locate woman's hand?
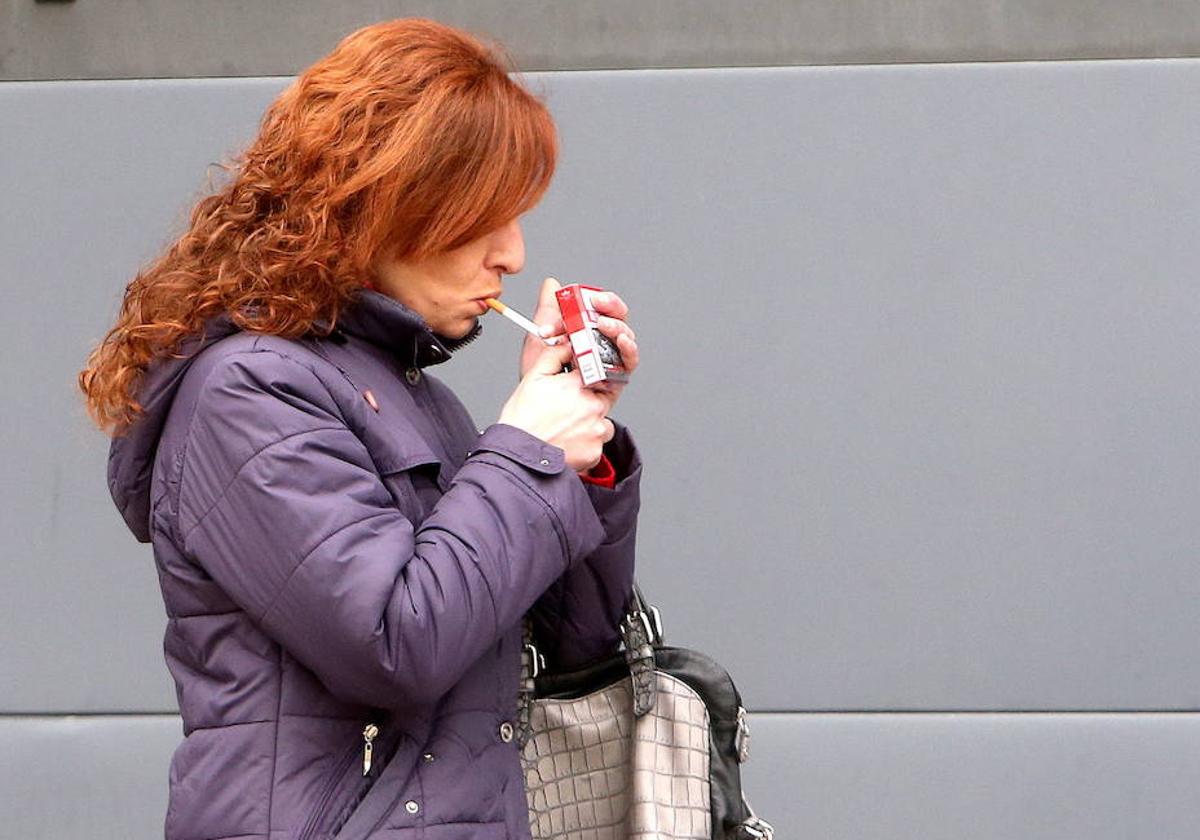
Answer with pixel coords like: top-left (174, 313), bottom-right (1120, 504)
top-left (500, 341), bottom-right (616, 472)
top-left (518, 278), bottom-right (640, 417)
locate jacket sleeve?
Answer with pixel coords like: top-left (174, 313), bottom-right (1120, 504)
top-left (528, 421), bottom-right (642, 672)
top-left (173, 347), bottom-right (607, 709)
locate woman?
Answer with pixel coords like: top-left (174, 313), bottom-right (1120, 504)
top-left (79, 18), bottom-right (641, 840)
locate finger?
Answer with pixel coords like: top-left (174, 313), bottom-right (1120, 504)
top-left (531, 277), bottom-right (563, 330)
top-left (589, 390), bottom-right (611, 415)
top-left (590, 291), bottom-right (630, 320)
top-left (596, 315), bottom-right (635, 344)
top-left (601, 417), bottom-right (616, 443)
top-left (615, 332), bottom-right (639, 373)
top-left (526, 340), bottom-right (575, 377)
top-left (524, 329), bottom-right (562, 348)
top-left (589, 387), bottom-right (620, 419)
top-left (537, 317), bottom-right (566, 339)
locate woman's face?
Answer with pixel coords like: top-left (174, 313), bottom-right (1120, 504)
top-left (370, 218), bottom-right (526, 339)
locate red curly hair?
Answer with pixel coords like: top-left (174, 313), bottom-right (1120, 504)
top-left (79, 17), bottom-right (557, 435)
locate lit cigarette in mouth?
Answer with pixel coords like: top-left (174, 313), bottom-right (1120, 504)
top-left (484, 298), bottom-right (559, 345)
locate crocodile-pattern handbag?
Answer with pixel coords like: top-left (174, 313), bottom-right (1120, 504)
top-left (517, 583), bottom-right (774, 840)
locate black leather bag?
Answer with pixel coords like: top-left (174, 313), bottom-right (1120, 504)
top-left (517, 583), bottom-right (774, 840)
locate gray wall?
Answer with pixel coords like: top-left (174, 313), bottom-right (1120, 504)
top-left (4, 25), bottom-right (1200, 840)
top-left (4, 0), bottom-right (1200, 79)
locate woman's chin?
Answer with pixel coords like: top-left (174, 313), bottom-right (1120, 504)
top-left (434, 316), bottom-right (478, 340)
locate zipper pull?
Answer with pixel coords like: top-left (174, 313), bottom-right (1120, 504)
top-left (362, 723), bottom-right (379, 776)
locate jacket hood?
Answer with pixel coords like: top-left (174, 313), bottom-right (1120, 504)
top-left (107, 290), bottom-right (481, 543)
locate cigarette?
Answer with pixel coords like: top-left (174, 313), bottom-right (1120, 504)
top-left (484, 298), bottom-right (559, 345)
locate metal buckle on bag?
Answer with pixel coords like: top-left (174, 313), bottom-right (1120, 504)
top-left (740, 793), bottom-right (773, 840)
top-left (741, 817), bottom-right (774, 840)
top-left (621, 606), bottom-right (664, 647)
top-left (647, 605), bottom-right (663, 643)
top-left (735, 705), bottom-right (751, 763)
top-left (619, 611), bottom-right (647, 647)
top-left (523, 642), bottom-right (545, 678)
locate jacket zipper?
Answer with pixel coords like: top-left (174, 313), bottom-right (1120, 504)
top-left (295, 720), bottom-right (383, 840)
top-left (361, 723), bottom-right (379, 775)
top-left (329, 721), bottom-right (394, 838)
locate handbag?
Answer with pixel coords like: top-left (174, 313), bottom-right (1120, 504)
top-left (517, 582), bottom-right (774, 840)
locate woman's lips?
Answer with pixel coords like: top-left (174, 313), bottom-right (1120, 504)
top-left (475, 292), bottom-right (502, 314)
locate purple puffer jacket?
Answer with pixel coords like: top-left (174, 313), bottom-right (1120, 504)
top-left (107, 289), bottom-right (641, 840)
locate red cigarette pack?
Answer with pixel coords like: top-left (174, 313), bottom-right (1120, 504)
top-left (555, 283), bottom-right (629, 387)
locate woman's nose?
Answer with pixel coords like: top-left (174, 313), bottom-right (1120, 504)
top-left (488, 218), bottom-right (525, 275)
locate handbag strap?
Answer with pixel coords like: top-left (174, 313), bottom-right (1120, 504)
top-left (516, 579), bottom-right (664, 748)
top-left (516, 616), bottom-right (540, 749)
top-left (618, 581), bottom-right (661, 718)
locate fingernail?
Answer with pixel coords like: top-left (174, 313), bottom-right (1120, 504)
top-left (538, 324), bottom-right (553, 337)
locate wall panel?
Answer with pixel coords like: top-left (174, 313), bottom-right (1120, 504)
top-left (4, 713), bottom-right (1199, 839)
top-left (3, 1), bottom-right (1200, 80)
top-left (3, 56), bottom-right (1198, 838)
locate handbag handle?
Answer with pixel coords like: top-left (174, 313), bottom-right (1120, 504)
top-left (618, 579), bottom-right (662, 717)
top-left (621, 580), bottom-right (664, 648)
top-left (516, 577), bottom-right (664, 751)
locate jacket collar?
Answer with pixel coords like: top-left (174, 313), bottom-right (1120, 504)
top-left (325, 289), bottom-right (482, 369)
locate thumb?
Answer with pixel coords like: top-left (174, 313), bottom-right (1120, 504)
top-left (531, 276), bottom-right (563, 330)
top-left (525, 339), bottom-right (575, 378)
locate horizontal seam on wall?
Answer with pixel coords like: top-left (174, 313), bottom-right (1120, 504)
top-left (747, 708), bottom-right (1200, 715)
top-left (6, 55), bottom-right (1200, 83)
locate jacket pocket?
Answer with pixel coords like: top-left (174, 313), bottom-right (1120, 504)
top-left (293, 718), bottom-right (392, 840)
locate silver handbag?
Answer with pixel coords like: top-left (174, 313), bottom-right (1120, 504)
top-left (517, 583), bottom-right (774, 840)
